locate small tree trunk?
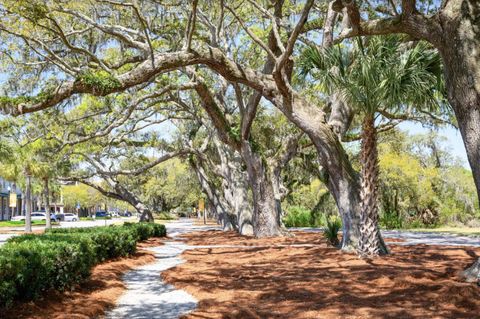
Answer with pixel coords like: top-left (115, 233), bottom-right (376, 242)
top-left (357, 115), bottom-right (388, 256)
top-left (241, 142), bottom-right (284, 238)
top-left (44, 178), bottom-right (51, 229)
top-left (137, 204), bottom-right (154, 222)
top-left (191, 158), bottom-right (232, 229)
top-left (461, 258), bottom-right (480, 283)
top-left (25, 173), bottom-right (32, 233)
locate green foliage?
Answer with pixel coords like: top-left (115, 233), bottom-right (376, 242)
top-left (154, 212), bottom-right (175, 220)
top-left (122, 222), bottom-right (167, 240)
top-left (378, 130), bottom-right (479, 228)
top-left (0, 223), bottom-right (166, 309)
top-left (300, 35), bottom-right (446, 117)
top-left (0, 237), bottom-right (95, 308)
top-left (139, 158), bottom-right (201, 213)
top-left (380, 211), bottom-right (404, 229)
top-left (282, 205), bottom-right (333, 228)
top-left (77, 70), bottom-right (122, 95)
top-left (283, 206), bottom-right (312, 227)
top-left (323, 216), bottom-right (342, 247)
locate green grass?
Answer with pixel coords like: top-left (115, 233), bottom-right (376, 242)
top-left (80, 216), bottom-right (112, 221)
top-left (405, 226), bottom-right (480, 236)
top-left (0, 220), bottom-right (58, 227)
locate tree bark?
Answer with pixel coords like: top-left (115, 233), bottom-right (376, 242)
top-left (357, 115), bottom-right (389, 256)
top-left (43, 178), bottom-right (51, 229)
top-left (213, 139), bottom-right (253, 235)
top-left (191, 158), bottom-right (237, 231)
top-left (278, 97), bottom-right (362, 250)
top-left (241, 142), bottom-right (284, 238)
top-left (461, 257), bottom-right (480, 283)
top-left (113, 184), bottom-right (153, 222)
top-left (136, 202), bottom-right (154, 222)
top-left (438, 7), bottom-right (480, 202)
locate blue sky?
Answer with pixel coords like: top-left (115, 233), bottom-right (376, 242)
top-left (398, 121), bottom-right (468, 167)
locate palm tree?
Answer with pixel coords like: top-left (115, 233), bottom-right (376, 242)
top-left (301, 36), bottom-right (445, 256)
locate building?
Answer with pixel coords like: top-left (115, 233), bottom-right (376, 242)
top-left (0, 178), bottom-right (23, 221)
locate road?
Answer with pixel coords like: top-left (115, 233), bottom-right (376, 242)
top-left (285, 227), bottom-right (480, 247)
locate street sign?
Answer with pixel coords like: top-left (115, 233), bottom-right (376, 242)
top-left (9, 193), bottom-right (16, 208)
top-left (198, 199), bottom-right (205, 212)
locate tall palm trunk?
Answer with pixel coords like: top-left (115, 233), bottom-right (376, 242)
top-left (25, 171), bottom-right (32, 233)
top-left (358, 115), bottom-right (388, 256)
top-left (43, 178), bottom-right (51, 229)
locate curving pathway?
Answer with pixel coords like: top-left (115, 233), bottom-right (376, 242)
top-left (105, 220), bottom-right (219, 319)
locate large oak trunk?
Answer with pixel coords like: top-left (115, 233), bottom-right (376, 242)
top-left (439, 8), bottom-right (480, 202)
top-left (280, 98), bottom-right (363, 251)
top-left (241, 142), bottom-right (284, 238)
top-left (357, 115), bottom-right (388, 256)
top-left (214, 140), bottom-right (253, 234)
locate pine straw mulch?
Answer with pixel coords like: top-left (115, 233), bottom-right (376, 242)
top-left (162, 230), bottom-right (480, 319)
top-left (1, 237), bottom-right (165, 319)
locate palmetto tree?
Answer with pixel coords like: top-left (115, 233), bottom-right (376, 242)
top-left (302, 36), bottom-right (445, 256)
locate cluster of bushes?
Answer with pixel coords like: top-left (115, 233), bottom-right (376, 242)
top-left (283, 206), bottom-right (316, 227)
top-left (154, 212), bottom-right (175, 220)
top-left (283, 206), bottom-right (334, 228)
top-left (0, 223), bottom-right (166, 309)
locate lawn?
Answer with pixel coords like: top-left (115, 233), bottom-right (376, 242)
top-left (0, 220), bottom-right (57, 227)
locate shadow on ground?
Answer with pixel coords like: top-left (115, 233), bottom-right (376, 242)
top-left (163, 230), bottom-right (480, 319)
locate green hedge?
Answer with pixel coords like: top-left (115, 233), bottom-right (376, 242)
top-left (0, 223), bottom-right (166, 308)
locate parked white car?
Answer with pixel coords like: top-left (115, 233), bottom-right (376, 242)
top-left (63, 213), bottom-right (79, 222)
top-left (109, 211), bottom-right (120, 218)
top-left (11, 212), bottom-right (51, 222)
top-left (10, 215), bottom-right (25, 221)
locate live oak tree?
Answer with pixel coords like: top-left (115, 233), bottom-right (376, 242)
top-left (0, 0), bottom-right (470, 249)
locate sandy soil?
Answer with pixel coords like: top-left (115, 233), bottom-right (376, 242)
top-left (1, 237), bottom-right (164, 319)
top-left (163, 230), bottom-right (480, 319)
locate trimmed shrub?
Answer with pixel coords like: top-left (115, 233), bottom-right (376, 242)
top-left (0, 223), bottom-right (166, 309)
top-left (0, 239), bottom-right (95, 307)
top-left (123, 222), bottom-right (167, 240)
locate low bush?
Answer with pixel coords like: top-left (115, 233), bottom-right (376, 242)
top-left (323, 216), bottom-right (342, 247)
top-left (380, 211), bottom-right (404, 229)
top-left (154, 212), bottom-right (175, 220)
top-left (0, 223), bottom-right (166, 309)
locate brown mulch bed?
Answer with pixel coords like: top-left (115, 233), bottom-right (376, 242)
top-left (163, 230), bottom-right (480, 319)
top-left (1, 237), bottom-right (165, 319)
